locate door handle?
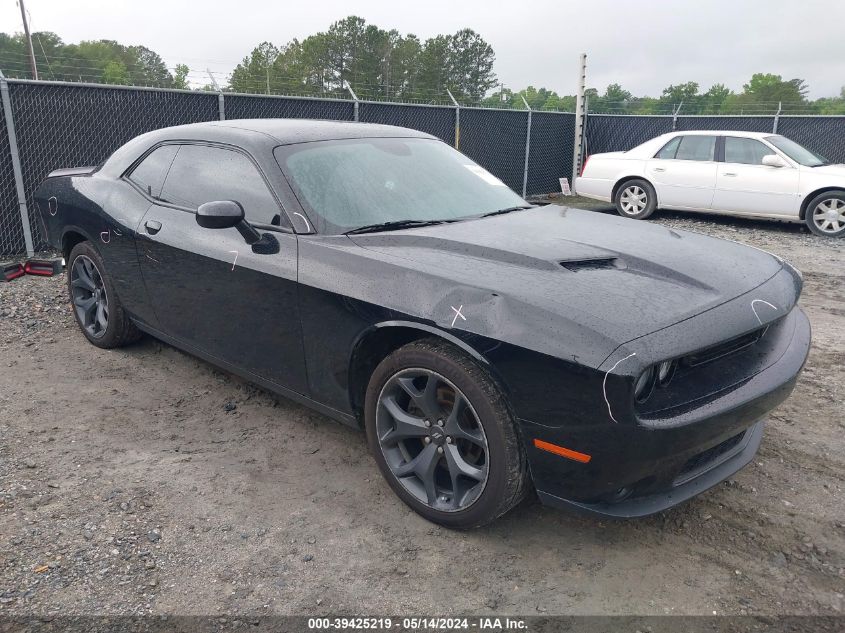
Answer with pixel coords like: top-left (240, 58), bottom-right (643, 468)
top-left (144, 220), bottom-right (162, 235)
top-left (652, 167), bottom-right (666, 172)
top-left (723, 172), bottom-right (738, 177)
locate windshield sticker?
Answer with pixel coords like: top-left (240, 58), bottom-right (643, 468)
top-left (463, 164), bottom-right (506, 187)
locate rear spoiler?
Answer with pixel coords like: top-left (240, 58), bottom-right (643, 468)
top-left (47, 166), bottom-right (98, 178)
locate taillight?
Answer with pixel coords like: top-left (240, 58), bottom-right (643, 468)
top-left (580, 156), bottom-right (590, 177)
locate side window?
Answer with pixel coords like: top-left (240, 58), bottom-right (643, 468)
top-left (675, 135), bottom-right (717, 162)
top-left (161, 144), bottom-right (283, 226)
top-left (724, 137), bottom-right (772, 165)
top-left (128, 145), bottom-right (178, 198)
top-left (655, 136), bottom-right (681, 159)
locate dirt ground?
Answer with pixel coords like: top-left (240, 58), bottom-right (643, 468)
top-left (0, 201), bottom-right (843, 618)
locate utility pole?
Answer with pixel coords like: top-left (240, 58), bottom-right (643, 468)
top-left (18, 0), bottom-right (39, 80)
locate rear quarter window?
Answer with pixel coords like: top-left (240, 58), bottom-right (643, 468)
top-left (127, 145), bottom-right (179, 198)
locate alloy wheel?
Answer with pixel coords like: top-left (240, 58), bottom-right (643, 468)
top-left (375, 368), bottom-right (489, 512)
top-left (620, 185), bottom-right (647, 215)
top-left (812, 198), bottom-right (845, 234)
top-left (71, 255), bottom-right (109, 338)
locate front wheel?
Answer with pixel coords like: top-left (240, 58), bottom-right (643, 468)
top-left (614, 179), bottom-right (657, 220)
top-left (805, 191), bottom-right (845, 238)
top-left (364, 338), bottom-right (528, 528)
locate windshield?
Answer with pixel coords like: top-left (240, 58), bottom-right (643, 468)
top-left (275, 137), bottom-right (527, 234)
top-left (765, 135), bottom-right (828, 167)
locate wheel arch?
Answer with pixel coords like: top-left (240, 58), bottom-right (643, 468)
top-left (612, 175), bottom-right (658, 206)
top-left (61, 226), bottom-right (96, 262)
top-left (347, 321), bottom-right (493, 426)
top-left (799, 186), bottom-right (845, 220)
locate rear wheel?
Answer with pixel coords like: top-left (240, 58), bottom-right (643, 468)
top-left (806, 191), bottom-right (845, 238)
top-left (614, 179), bottom-right (657, 220)
top-left (67, 241), bottom-right (141, 348)
top-left (364, 338), bottom-right (528, 528)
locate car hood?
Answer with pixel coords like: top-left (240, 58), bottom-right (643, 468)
top-left (805, 164), bottom-right (845, 177)
top-left (347, 206), bottom-right (783, 363)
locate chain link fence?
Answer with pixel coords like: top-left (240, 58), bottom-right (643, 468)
top-left (359, 102), bottom-right (456, 144)
top-left (1, 78), bottom-right (845, 259)
top-left (584, 112), bottom-right (845, 165)
top-left (0, 79), bottom-right (578, 258)
top-left (777, 116), bottom-right (845, 165)
top-left (224, 94), bottom-right (353, 121)
top-left (0, 101), bottom-right (24, 260)
top-left (583, 115), bottom-right (674, 154)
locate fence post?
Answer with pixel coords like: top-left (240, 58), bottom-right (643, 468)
top-left (521, 95), bottom-right (532, 199)
top-left (773, 101), bottom-right (781, 134)
top-left (672, 101), bottom-right (683, 131)
top-left (345, 82), bottom-right (359, 122)
top-left (0, 75), bottom-right (35, 257)
top-left (447, 89), bottom-right (460, 149)
top-left (571, 53), bottom-right (587, 187)
top-left (206, 69), bottom-right (225, 121)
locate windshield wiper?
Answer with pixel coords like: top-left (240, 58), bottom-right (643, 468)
top-left (344, 219), bottom-right (458, 235)
top-left (478, 205), bottom-right (535, 218)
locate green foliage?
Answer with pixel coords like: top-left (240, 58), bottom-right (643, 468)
top-left (2, 26), bottom-right (845, 115)
top-left (0, 31), bottom-right (180, 87)
top-left (172, 64), bottom-right (190, 90)
top-left (228, 16), bottom-right (497, 102)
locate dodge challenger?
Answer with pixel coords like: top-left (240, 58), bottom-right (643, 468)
top-left (36, 120), bottom-right (811, 528)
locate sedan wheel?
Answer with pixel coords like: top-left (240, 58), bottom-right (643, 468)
top-left (375, 368), bottom-right (489, 512)
top-left (620, 185), bottom-right (647, 215)
top-left (812, 198), bottom-right (845, 235)
top-left (71, 254), bottom-right (109, 338)
top-left (805, 192), bottom-right (845, 238)
top-left (613, 178), bottom-right (657, 220)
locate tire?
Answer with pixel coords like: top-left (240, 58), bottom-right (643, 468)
top-left (67, 241), bottom-right (142, 349)
top-left (364, 337), bottom-right (529, 529)
top-left (805, 191), bottom-right (845, 238)
top-left (614, 179), bottom-right (657, 220)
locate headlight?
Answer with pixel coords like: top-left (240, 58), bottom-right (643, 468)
top-left (657, 360), bottom-right (676, 385)
top-left (634, 366), bottom-right (656, 402)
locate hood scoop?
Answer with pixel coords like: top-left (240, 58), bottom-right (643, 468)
top-left (559, 257), bottom-right (623, 272)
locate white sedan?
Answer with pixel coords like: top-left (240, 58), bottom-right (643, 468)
top-left (575, 130), bottom-right (845, 238)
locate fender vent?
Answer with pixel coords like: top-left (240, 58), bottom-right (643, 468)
top-left (559, 257), bottom-right (620, 272)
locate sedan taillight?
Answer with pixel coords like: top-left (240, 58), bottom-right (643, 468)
top-left (580, 156), bottom-right (590, 177)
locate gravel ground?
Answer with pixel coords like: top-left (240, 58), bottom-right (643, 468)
top-left (0, 202), bottom-right (843, 618)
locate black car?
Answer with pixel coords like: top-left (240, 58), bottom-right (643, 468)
top-left (36, 120), bottom-right (811, 528)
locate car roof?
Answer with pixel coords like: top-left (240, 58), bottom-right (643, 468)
top-left (99, 119), bottom-right (438, 178)
top-left (161, 118), bottom-right (436, 145)
top-left (658, 130), bottom-right (775, 139)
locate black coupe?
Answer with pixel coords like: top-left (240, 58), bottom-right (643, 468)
top-left (36, 120), bottom-right (811, 528)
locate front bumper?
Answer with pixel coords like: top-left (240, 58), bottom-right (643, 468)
top-left (524, 306), bottom-right (810, 518)
top-left (537, 420), bottom-right (764, 518)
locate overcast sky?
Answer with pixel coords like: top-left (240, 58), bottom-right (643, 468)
top-left (2, 0), bottom-right (843, 99)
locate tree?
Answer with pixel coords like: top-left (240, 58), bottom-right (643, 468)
top-left (172, 64), bottom-right (189, 90)
top-left (101, 60), bottom-right (129, 84)
top-left (229, 41), bottom-right (279, 94)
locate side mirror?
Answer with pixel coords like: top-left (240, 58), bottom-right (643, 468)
top-left (196, 200), bottom-right (262, 245)
top-left (762, 154), bottom-right (786, 168)
top-left (196, 200), bottom-right (244, 229)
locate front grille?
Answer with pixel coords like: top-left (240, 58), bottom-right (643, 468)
top-left (684, 327), bottom-right (765, 367)
top-left (675, 430), bottom-right (746, 484)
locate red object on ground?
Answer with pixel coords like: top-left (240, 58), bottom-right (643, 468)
top-left (24, 258), bottom-right (64, 277)
top-left (1, 261), bottom-right (25, 282)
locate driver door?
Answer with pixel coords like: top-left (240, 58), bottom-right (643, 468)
top-left (136, 142), bottom-right (307, 394)
top-left (711, 136), bottom-right (799, 216)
